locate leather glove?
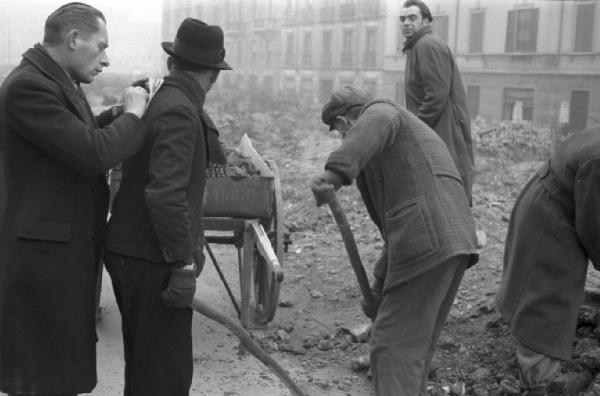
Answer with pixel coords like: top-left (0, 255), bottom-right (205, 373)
top-left (310, 170), bottom-right (343, 206)
top-left (361, 276), bottom-right (384, 320)
top-left (161, 262), bottom-right (197, 309)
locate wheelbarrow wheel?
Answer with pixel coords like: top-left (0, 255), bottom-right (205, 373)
top-left (251, 160), bottom-right (283, 324)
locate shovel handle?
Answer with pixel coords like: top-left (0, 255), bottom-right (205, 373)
top-left (321, 188), bottom-right (374, 303)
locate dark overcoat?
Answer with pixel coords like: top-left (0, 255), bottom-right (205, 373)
top-left (403, 26), bottom-right (474, 203)
top-left (325, 100), bottom-right (478, 292)
top-left (496, 126), bottom-right (600, 360)
top-left (104, 70), bottom-right (222, 265)
top-left (0, 45), bottom-right (148, 394)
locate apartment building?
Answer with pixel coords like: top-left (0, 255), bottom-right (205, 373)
top-left (163, 0), bottom-right (599, 129)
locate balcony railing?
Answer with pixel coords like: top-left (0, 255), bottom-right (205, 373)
top-left (459, 52), bottom-right (600, 72)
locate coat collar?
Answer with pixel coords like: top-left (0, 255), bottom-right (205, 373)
top-left (161, 70), bottom-right (207, 114)
top-left (402, 26), bottom-right (432, 53)
top-left (22, 44), bottom-right (96, 125)
top-left (23, 44), bottom-right (77, 92)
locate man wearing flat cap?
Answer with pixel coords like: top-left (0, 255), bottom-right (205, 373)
top-left (311, 86), bottom-right (478, 395)
top-left (103, 18), bottom-right (231, 395)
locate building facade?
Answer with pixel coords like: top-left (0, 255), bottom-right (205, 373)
top-left (163, 0), bottom-right (599, 129)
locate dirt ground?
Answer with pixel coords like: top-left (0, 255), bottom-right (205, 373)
top-left (20, 107), bottom-right (598, 396)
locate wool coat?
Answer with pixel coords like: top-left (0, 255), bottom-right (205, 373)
top-left (403, 26), bottom-right (474, 203)
top-left (496, 126), bottom-right (600, 360)
top-left (104, 70), bottom-right (223, 265)
top-left (0, 44), bottom-right (148, 394)
top-left (325, 100), bottom-right (478, 292)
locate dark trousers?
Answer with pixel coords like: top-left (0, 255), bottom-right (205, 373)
top-left (8, 394), bottom-right (75, 396)
top-left (104, 251), bottom-right (193, 396)
top-left (370, 255), bottom-right (469, 396)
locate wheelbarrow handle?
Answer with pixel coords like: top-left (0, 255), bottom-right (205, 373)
top-left (318, 188), bottom-right (374, 303)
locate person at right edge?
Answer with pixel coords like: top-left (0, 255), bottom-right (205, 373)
top-left (311, 85), bottom-right (478, 395)
top-left (496, 125), bottom-right (600, 395)
top-left (103, 18), bottom-right (231, 396)
top-left (400, 0), bottom-right (474, 205)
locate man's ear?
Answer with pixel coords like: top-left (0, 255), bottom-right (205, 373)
top-left (65, 29), bottom-right (79, 50)
top-left (335, 115), bottom-right (350, 129)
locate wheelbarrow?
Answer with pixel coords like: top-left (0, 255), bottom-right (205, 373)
top-left (202, 159), bottom-right (288, 328)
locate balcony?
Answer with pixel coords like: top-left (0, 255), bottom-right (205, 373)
top-left (340, 3), bottom-right (356, 21)
top-left (319, 5), bottom-right (335, 22)
top-left (459, 52), bottom-right (600, 74)
top-left (340, 52), bottom-right (353, 68)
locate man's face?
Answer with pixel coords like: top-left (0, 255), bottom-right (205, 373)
top-left (67, 18), bottom-right (110, 84)
top-left (399, 5), bottom-right (429, 39)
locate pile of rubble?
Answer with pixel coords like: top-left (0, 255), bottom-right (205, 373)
top-left (472, 117), bottom-right (556, 162)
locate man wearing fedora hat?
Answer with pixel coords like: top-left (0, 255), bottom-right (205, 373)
top-left (103, 18), bottom-right (231, 396)
top-left (311, 85), bottom-right (478, 395)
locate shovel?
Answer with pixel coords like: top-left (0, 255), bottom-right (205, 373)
top-left (313, 186), bottom-right (374, 304)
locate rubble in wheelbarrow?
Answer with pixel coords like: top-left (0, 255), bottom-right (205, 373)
top-left (206, 145), bottom-right (262, 178)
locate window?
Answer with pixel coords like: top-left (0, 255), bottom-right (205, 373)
top-left (503, 88), bottom-right (534, 121)
top-left (569, 90), bottom-right (589, 131)
top-left (469, 11), bottom-right (485, 53)
top-left (322, 30), bottom-right (333, 67)
top-left (432, 15), bottom-right (449, 43)
top-left (302, 32), bottom-right (312, 67)
top-left (265, 40), bottom-right (272, 67)
top-left (364, 27), bottom-right (377, 68)
top-left (575, 3), bottom-right (595, 52)
top-left (285, 33), bottom-right (295, 67)
top-left (467, 86), bottom-right (480, 119)
top-left (505, 8), bottom-right (539, 52)
top-left (341, 29), bottom-right (354, 67)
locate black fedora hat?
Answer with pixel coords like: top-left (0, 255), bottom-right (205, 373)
top-left (161, 18), bottom-right (232, 70)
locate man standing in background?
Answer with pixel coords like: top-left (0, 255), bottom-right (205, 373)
top-left (400, 0), bottom-right (474, 204)
top-left (0, 2), bottom-right (149, 395)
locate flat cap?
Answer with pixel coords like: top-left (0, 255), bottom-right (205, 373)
top-left (321, 85), bottom-right (373, 130)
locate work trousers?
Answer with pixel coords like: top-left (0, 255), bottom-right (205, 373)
top-left (370, 255), bottom-right (469, 396)
top-left (104, 251), bottom-right (193, 396)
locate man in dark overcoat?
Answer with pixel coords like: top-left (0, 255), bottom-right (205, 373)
top-left (103, 18), bottom-right (231, 396)
top-left (496, 125), bottom-right (600, 393)
top-left (400, 0), bottom-right (474, 204)
top-left (311, 85), bottom-right (478, 395)
top-left (0, 3), bottom-right (149, 395)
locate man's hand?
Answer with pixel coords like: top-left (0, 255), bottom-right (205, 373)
top-left (361, 291), bottom-right (383, 320)
top-left (122, 86), bottom-right (149, 119)
top-left (310, 170), bottom-right (343, 206)
top-left (161, 262), bottom-right (197, 309)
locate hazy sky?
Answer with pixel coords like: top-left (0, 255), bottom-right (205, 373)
top-left (1, 0), bottom-right (164, 74)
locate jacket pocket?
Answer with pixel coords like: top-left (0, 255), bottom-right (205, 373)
top-left (386, 200), bottom-right (437, 265)
top-left (13, 219), bottom-right (71, 242)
